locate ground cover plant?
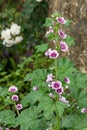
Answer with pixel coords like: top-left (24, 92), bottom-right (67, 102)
top-left (0, 1), bottom-right (87, 130)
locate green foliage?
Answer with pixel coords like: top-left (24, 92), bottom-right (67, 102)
top-left (61, 115), bottom-right (87, 130)
top-left (44, 18), bottom-right (53, 27)
top-left (35, 43), bottom-right (48, 53)
top-left (37, 96), bottom-right (67, 119)
top-left (65, 35), bottom-right (75, 46)
top-left (52, 57), bottom-right (77, 80)
top-left (0, 110), bottom-right (16, 127)
top-left (24, 69), bottom-right (47, 87)
top-left (16, 107), bottom-right (40, 130)
top-left (21, 91), bottom-right (44, 107)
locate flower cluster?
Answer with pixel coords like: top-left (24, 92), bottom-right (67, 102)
top-left (1, 23), bottom-right (23, 47)
top-left (46, 73), bottom-right (70, 106)
top-left (8, 86), bottom-right (23, 110)
top-left (45, 17), bottom-right (69, 60)
top-left (51, 81), bottom-right (64, 95)
top-left (45, 15), bottom-right (71, 107)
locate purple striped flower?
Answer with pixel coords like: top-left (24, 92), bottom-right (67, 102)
top-left (49, 50), bottom-right (59, 59)
top-left (16, 104), bottom-right (23, 110)
top-left (64, 77), bottom-right (70, 84)
top-left (46, 73), bottom-right (54, 82)
top-left (8, 86), bottom-right (18, 92)
top-left (59, 96), bottom-right (69, 106)
top-left (11, 95), bottom-right (19, 101)
top-left (58, 30), bottom-right (67, 39)
top-left (60, 41), bottom-right (68, 52)
top-left (45, 48), bottom-right (52, 56)
top-left (51, 81), bottom-right (62, 90)
top-left (81, 108), bottom-right (87, 113)
top-left (56, 87), bottom-right (64, 95)
top-left (56, 17), bottom-right (66, 24)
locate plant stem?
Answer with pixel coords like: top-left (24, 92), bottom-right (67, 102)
top-left (54, 58), bottom-right (60, 130)
top-left (54, 115), bottom-right (60, 130)
top-left (14, 102), bottom-right (19, 116)
top-left (55, 59), bottom-right (58, 81)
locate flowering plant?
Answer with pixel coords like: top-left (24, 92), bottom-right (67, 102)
top-left (0, 12), bottom-right (87, 130)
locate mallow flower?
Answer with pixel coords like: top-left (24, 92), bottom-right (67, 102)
top-left (81, 108), bottom-right (87, 113)
top-left (58, 30), bottom-right (67, 39)
top-left (8, 86), bottom-right (18, 92)
top-left (46, 73), bottom-right (54, 82)
top-left (49, 50), bottom-right (59, 59)
top-left (60, 41), bottom-right (68, 52)
top-left (51, 81), bottom-right (62, 90)
top-left (64, 77), bottom-right (70, 84)
top-left (16, 104), bottom-right (23, 110)
top-left (56, 17), bottom-right (66, 24)
top-left (11, 95), bottom-right (19, 101)
top-left (56, 87), bottom-right (64, 95)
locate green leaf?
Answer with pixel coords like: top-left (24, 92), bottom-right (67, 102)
top-left (37, 96), bottom-right (67, 119)
top-left (61, 115), bottom-right (74, 128)
top-left (0, 110), bottom-right (16, 127)
top-left (78, 90), bottom-right (87, 107)
top-left (0, 86), bottom-right (8, 97)
top-left (16, 107), bottom-right (40, 130)
top-left (55, 101), bottom-right (67, 117)
top-left (65, 19), bottom-right (73, 26)
top-left (21, 91), bottom-right (44, 107)
top-left (44, 18), bottom-right (53, 27)
top-left (61, 115), bottom-right (87, 130)
top-left (73, 115), bottom-right (87, 130)
top-left (35, 44), bottom-right (48, 53)
top-left (47, 33), bottom-right (55, 41)
top-left (64, 35), bottom-right (75, 46)
top-left (24, 69), bottom-right (47, 87)
top-left (55, 57), bottom-right (76, 80)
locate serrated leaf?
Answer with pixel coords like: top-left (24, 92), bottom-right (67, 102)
top-left (0, 86), bottom-right (8, 97)
top-left (62, 115), bottom-right (87, 130)
top-left (16, 107), bottom-right (40, 130)
top-left (35, 44), bottom-right (48, 53)
top-left (55, 57), bottom-right (76, 80)
top-left (73, 115), bottom-right (87, 130)
top-left (64, 35), bottom-right (75, 46)
top-left (0, 110), bottom-right (16, 127)
top-left (24, 69), bottom-right (47, 87)
top-left (21, 91), bottom-right (44, 107)
top-left (61, 115), bottom-right (74, 128)
top-left (44, 18), bottom-right (53, 27)
top-left (55, 101), bottom-right (67, 117)
top-left (37, 96), bottom-right (67, 119)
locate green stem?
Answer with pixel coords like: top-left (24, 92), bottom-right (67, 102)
top-left (54, 115), bottom-right (60, 130)
top-left (14, 102), bottom-right (19, 116)
top-left (55, 59), bottom-right (58, 80)
top-left (54, 59), bottom-right (60, 130)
